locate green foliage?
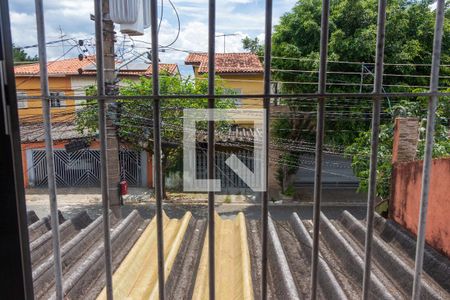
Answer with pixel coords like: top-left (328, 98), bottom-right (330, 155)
top-left (283, 185), bottom-right (295, 197)
top-left (76, 74), bottom-right (236, 173)
top-left (346, 97), bottom-right (450, 199)
top-left (272, 0), bottom-right (450, 94)
top-left (270, 0), bottom-right (450, 145)
top-left (13, 44), bottom-right (37, 62)
top-left (375, 200), bottom-right (389, 217)
top-left (224, 195), bottom-right (232, 203)
top-left (269, 0), bottom-right (450, 199)
top-left (345, 123), bottom-right (394, 198)
top-left (242, 37), bottom-right (264, 58)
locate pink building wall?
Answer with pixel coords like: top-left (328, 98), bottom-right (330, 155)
top-left (390, 158), bottom-right (450, 257)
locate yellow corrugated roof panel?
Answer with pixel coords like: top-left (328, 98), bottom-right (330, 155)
top-left (193, 212), bottom-right (253, 300)
top-left (97, 211), bottom-right (254, 300)
top-left (97, 212), bottom-right (192, 300)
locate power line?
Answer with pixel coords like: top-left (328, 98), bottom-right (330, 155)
top-left (15, 44), bottom-right (78, 89)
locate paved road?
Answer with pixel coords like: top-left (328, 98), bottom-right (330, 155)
top-left (27, 202), bottom-right (368, 221)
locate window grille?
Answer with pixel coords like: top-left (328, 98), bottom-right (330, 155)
top-left (13, 0), bottom-right (447, 299)
top-left (49, 92), bottom-right (65, 108)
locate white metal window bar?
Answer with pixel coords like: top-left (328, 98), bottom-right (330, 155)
top-left (29, 0), bottom-right (446, 299)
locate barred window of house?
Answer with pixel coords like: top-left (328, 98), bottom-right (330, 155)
top-left (16, 91), bottom-right (28, 108)
top-left (231, 88), bottom-right (242, 105)
top-left (49, 91), bottom-right (65, 108)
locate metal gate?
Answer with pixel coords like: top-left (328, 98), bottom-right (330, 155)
top-left (119, 150), bottom-right (144, 186)
top-left (196, 150), bottom-right (259, 194)
top-left (29, 149), bottom-right (144, 187)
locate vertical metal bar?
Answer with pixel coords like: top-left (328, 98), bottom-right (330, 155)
top-left (412, 1), bottom-right (445, 298)
top-left (361, 1), bottom-right (387, 299)
top-left (34, 1), bottom-right (63, 298)
top-left (94, 1), bottom-right (113, 299)
top-left (150, 0), bottom-right (165, 299)
top-left (310, 0), bottom-right (329, 298)
top-left (359, 63), bottom-right (365, 93)
top-left (208, 0), bottom-right (216, 298)
top-left (2, 0), bottom-right (36, 296)
top-left (261, 0), bottom-right (272, 298)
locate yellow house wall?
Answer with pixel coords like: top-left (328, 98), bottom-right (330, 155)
top-left (192, 66), bottom-right (263, 126)
top-left (15, 76), bottom-right (75, 123)
top-left (220, 74), bottom-right (263, 108)
top-left (192, 66), bottom-right (263, 108)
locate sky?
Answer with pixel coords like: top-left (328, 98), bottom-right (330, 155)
top-left (8, 0), bottom-right (297, 75)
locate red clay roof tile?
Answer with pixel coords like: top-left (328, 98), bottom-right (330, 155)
top-left (15, 56), bottom-right (178, 77)
top-left (185, 52), bottom-right (263, 74)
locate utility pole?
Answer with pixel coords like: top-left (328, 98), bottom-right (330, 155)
top-left (102, 0), bottom-right (121, 216)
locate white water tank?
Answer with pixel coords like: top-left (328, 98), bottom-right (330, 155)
top-left (120, 0), bottom-right (144, 36)
top-left (143, 0), bottom-right (151, 29)
top-left (109, 0), bottom-right (139, 24)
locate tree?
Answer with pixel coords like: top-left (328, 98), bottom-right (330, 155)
top-left (271, 0), bottom-right (450, 139)
top-left (345, 93), bottom-right (450, 200)
top-left (76, 74), bottom-right (236, 196)
top-left (13, 44), bottom-right (37, 62)
top-left (269, 0), bottom-right (450, 194)
top-left (272, 0), bottom-right (450, 94)
top-left (242, 37), bottom-right (264, 57)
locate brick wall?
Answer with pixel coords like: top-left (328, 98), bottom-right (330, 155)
top-left (392, 117), bottom-right (419, 164)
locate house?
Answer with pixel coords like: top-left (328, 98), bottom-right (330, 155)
top-left (20, 122), bottom-right (153, 189)
top-left (16, 56), bottom-right (178, 189)
top-left (185, 52), bottom-right (264, 109)
top-left (14, 56), bottom-right (179, 123)
top-left (185, 53), bottom-right (287, 195)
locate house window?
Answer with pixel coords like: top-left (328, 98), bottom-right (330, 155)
top-left (49, 92), bottom-right (65, 108)
top-left (231, 88), bottom-right (242, 105)
top-left (16, 91), bottom-right (28, 108)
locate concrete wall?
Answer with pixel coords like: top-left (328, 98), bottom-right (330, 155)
top-left (390, 158), bottom-right (450, 257)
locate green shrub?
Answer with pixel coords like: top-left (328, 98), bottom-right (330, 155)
top-left (224, 195), bottom-right (232, 204)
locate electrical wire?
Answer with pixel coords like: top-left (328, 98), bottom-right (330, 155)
top-left (15, 44), bottom-right (78, 89)
top-left (158, 0), bottom-right (164, 33)
top-left (161, 0), bottom-right (181, 48)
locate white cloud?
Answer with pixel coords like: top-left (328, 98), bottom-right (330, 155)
top-left (10, 11), bottom-right (37, 44)
top-left (9, 0), bottom-right (297, 64)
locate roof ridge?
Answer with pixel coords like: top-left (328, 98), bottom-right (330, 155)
top-left (185, 52), bottom-right (263, 74)
top-left (15, 56), bottom-right (178, 76)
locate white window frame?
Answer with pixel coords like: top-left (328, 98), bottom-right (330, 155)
top-left (16, 91), bottom-right (28, 109)
top-left (49, 91), bottom-right (65, 108)
top-left (231, 88), bottom-right (243, 106)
